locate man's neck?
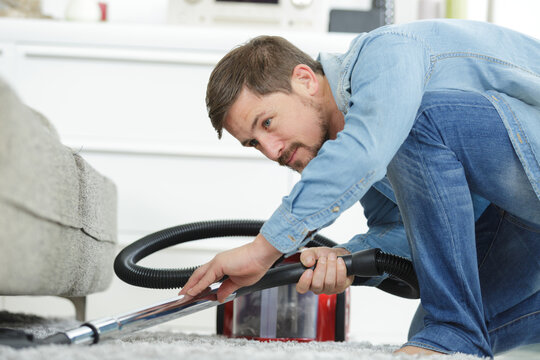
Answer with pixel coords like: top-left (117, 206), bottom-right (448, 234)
top-left (320, 75), bottom-right (345, 140)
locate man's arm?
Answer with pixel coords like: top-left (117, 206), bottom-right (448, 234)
top-left (260, 32), bottom-right (431, 255)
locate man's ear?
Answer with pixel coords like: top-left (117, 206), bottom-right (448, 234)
top-left (291, 64), bottom-right (319, 96)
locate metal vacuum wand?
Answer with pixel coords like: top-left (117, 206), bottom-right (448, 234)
top-left (56, 256), bottom-right (320, 345)
top-left (58, 283), bottom-right (234, 345)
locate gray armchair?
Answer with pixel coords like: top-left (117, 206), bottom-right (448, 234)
top-left (0, 77), bottom-right (117, 321)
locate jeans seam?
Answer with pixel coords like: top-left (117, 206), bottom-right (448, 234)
top-left (377, 222), bottom-right (400, 238)
top-left (411, 127), bottom-right (469, 304)
top-left (351, 232), bottom-right (371, 250)
top-left (416, 104), bottom-right (494, 124)
top-left (502, 212), bottom-right (540, 233)
top-left (419, 103), bottom-right (494, 114)
top-left (488, 309), bottom-right (540, 334)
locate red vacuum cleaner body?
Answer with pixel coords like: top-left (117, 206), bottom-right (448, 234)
top-left (217, 254), bottom-right (350, 342)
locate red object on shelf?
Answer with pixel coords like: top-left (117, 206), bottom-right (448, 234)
top-left (98, 2), bottom-right (107, 21)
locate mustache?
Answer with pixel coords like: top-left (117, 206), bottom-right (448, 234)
top-left (278, 143), bottom-right (301, 167)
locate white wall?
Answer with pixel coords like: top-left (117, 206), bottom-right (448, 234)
top-left (395, 0), bottom-right (540, 39)
top-left (491, 0), bottom-right (540, 39)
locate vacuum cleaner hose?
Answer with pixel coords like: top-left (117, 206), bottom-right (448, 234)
top-left (114, 220), bottom-right (419, 299)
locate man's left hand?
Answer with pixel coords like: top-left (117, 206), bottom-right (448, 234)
top-left (296, 247), bottom-right (354, 295)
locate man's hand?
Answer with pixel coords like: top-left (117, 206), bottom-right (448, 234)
top-left (296, 247), bottom-right (354, 295)
top-left (179, 233), bottom-right (282, 303)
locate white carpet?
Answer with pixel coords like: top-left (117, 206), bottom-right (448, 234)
top-left (0, 311), bottom-right (537, 360)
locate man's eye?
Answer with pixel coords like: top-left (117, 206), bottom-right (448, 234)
top-left (263, 118), bottom-right (272, 128)
top-left (248, 139), bottom-right (259, 147)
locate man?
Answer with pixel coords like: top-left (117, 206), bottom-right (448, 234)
top-left (180, 19), bottom-right (540, 357)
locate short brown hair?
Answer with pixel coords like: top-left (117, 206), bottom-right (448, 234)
top-left (206, 35), bottom-right (324, 138)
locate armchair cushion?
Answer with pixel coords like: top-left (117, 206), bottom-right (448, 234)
top-left (0, 77), bottom-right (117, 297)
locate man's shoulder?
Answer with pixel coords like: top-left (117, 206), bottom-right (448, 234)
top-left (318, 21), bottom-right (438, 77)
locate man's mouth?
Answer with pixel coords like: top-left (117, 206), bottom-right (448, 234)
top-left (286, 148), bottom-right (297, 165)
top-left (278, 145), bottom-right (298, 167)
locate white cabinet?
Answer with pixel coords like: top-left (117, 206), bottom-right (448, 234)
top-left (12, 44), bottom-right (226, 152)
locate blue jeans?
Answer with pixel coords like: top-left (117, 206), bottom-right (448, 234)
top-left (386, 90), bottom-right (540, 358)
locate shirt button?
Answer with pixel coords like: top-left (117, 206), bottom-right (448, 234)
top-left (332, 206), bottom-right (340, 213)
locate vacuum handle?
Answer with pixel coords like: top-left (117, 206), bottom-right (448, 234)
top-left (236, 248), bottom-right (382, 297)
top-left (236, 261), bottom-right (310, 297)
top-left (342, 248), bottom-right (382, 277)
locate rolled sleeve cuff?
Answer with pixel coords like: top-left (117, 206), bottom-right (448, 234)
top-left (260, 204), bottom-right (313, 255)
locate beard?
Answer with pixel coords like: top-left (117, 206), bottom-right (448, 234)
top-left (278, 102), bottom-right (330, 173)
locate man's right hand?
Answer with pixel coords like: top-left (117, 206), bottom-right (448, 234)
top-left (296, 247), bottom-right (353, 295)
top-left (179, 233), bottom-right (282, 303)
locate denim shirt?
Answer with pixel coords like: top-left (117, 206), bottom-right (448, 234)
top-left (260, 19), bottom-right (540, 254)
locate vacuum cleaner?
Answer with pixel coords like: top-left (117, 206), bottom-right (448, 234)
top-left (216, 252), bottom-right (351, 342)
top-left (0, 220), bottom-right (419, 348)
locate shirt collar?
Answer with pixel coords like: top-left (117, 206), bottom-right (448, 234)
top-left (318, 52), bottom-right (349, 114)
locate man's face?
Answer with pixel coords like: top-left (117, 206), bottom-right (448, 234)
top-left (224, 87), bottom-right (330, 173)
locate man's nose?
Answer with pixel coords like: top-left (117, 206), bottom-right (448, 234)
top-left (259, 135), bottom-right (283, 162)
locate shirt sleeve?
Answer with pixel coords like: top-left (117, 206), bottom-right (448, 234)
top-left (261, 32), bottom-right (432, 254)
